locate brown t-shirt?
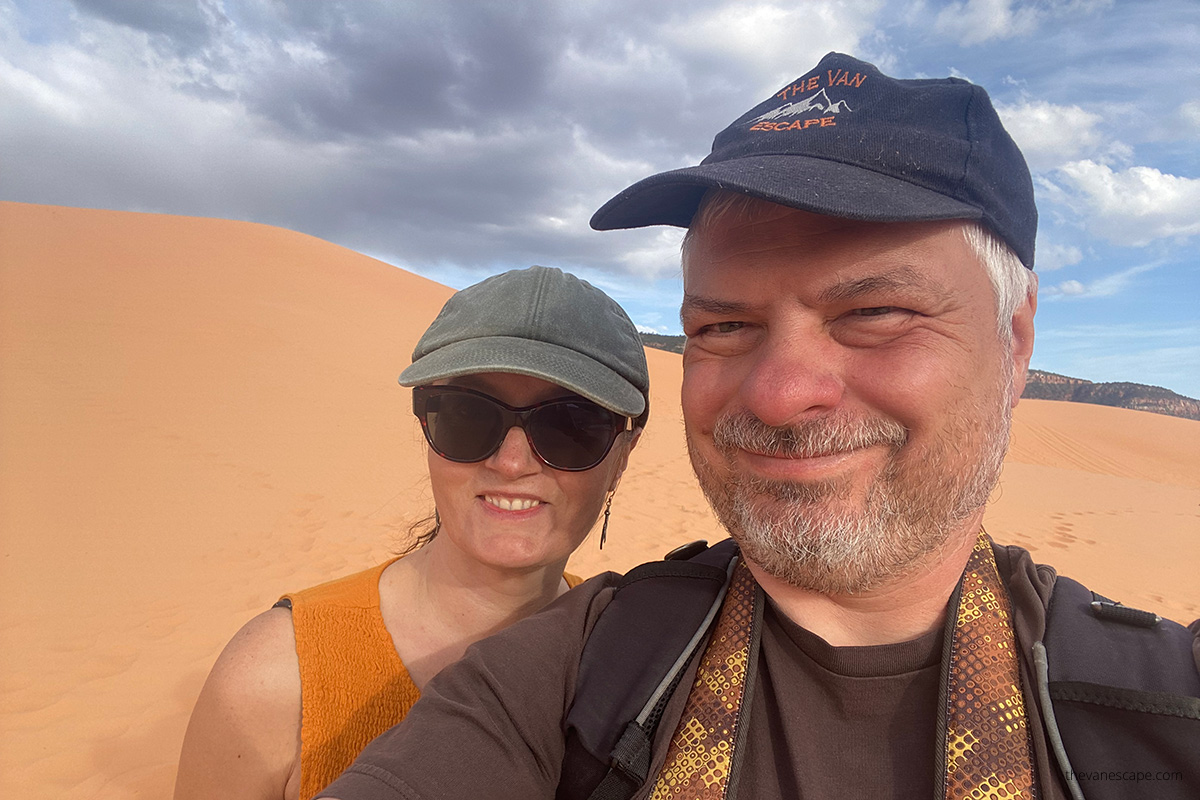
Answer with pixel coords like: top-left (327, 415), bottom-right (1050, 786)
top-left (739, 602), bottom-right (942, 798)
top-left (319, 543), bottom-right (1069, 800)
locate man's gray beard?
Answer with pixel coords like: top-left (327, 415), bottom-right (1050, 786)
top-left (689, 379), bottom-right (1013, 595)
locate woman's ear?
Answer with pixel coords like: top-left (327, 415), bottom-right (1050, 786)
top-left (606, 428), bottom-right (642, 492)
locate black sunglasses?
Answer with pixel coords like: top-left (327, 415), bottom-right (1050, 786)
top-left (412, 385), bottom-right (631, 472)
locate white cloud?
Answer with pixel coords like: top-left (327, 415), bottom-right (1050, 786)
top-left (1178, 100), bottom-right (1200, 135)
top-left (664, 1), bottom-right (882, 93)
top-left (995, 100), bottom-right (1108, 172)
top-left (1040, 261), bottom-right (1158, 299)
top-left (612, 228), bottom-right (686, 279)
top-left (1049, 161), bottom-right (1200, 245)
top-left (0, 58), bottom-right (85, 122)
top-left (934, 0), bottom-right (1113, 46)
top-left (1035, 242), bottom-right (1083, 272)
top-left (934, 0), bottom-right (1041, 45)
top-left (1048, 279), bottom-right (1086, 296)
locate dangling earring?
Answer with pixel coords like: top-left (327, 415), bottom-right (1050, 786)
top-left (433, 509), bottom-right (441, 535)
top-left (599, 493), bottom-right (612, 550)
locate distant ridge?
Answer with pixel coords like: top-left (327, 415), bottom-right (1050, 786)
top-left (1022, 369), bottom-right (1200, 421)
top-left (639, 334), bottom-right (1200, 422)
top-left (639, 333), bottom-right (687, 354)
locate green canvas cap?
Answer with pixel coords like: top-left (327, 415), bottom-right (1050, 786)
top-left (399, 266), bottom-right (650, 421)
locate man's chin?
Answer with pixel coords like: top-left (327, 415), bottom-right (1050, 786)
top-left (731, 526), bottom-right (947, 596)
top-left (717, 487), bottom-right (958, 595)
top-left (732, 534), bottom-right (889, 595)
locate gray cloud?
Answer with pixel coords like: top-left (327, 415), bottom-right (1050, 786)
top-left (3, 0), bottom-right (1196, 291)
top-left (71, 0), bottom-right (229, 56)
top-left (5, 0), bottom-right (1199, 399)
top-left (6, 0), bottom-right (868, 281)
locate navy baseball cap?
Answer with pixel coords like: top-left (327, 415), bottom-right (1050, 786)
top-left (591, 52), bottom-right (1037, 269)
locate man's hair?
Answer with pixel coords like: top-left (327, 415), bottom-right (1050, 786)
top-left (680, 191), bottom-right (1036, 343)
top-left (960, 221), bottom-right (1036, 345)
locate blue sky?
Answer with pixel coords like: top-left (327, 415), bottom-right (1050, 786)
top-left (3, 0), bottom-right (1198, 397)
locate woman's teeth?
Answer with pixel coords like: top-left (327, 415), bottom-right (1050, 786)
top-left (484, 495), bottom-right (542, 511)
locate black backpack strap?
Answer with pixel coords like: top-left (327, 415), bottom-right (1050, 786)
top-left (557, 540), bottom-right (740, 800)
top-left (1035, 576), bottom-right (1200, 800)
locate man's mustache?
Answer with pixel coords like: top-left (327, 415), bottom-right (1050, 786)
top-left (712, 410), bottom-right (908, 459)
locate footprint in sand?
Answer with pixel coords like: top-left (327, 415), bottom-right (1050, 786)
top-left (1051, 522), bottom-right (1076, 547)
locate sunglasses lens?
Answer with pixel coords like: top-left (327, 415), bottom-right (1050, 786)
top-left (417, 387), bottom-right (625, 470)
top-left (529, 402), bottom-right (620, 470)
top-left (423, 390), bottom-right (506, 462)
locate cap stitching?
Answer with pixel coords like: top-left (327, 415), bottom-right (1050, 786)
top-left (528, 265), bottom-right (549, 339)
top-left (956, 87), bottom-right (979, 204)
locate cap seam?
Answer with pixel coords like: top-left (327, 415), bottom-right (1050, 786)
top-left (956, 87), bottom-right (980, 204)
top-left (528, 266), bottom-right (549, 339)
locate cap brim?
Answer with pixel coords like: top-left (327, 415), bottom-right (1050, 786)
top-left (398, 336), bottom-right (646, 418)
top-left (590, 155), bottom-right (984, 230)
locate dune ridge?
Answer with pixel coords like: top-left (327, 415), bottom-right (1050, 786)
top-left (2, 202), bottom-right (1196, 799)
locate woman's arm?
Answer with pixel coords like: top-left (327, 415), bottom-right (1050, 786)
top-left (174, 607), bottom-right (303, 800)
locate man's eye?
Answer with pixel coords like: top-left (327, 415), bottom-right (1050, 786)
top-left (854, 306), bottom-right (899, 317)
top-left (709, 321), bottom-right (745, 334)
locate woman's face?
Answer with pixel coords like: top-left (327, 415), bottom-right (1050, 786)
top-left (426, 372), bottom-right (637, 573)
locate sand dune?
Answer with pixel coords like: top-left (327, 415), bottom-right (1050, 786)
top-left (2, 202), bottom-right (1196, 799)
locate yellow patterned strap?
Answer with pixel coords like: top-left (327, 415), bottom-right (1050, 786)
top-left (942, 530), bottom-right (1037, 800)
top-left (647, 532), bottom-right (1036, 800)
top-left (649, 558), bottom-right (758, 800)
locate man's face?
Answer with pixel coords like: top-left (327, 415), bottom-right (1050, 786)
top-left (680, 202), bottom-right (1034, 594)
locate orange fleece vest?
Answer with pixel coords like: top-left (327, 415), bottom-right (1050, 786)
top-left (285, 559), bottom-right (583, 799)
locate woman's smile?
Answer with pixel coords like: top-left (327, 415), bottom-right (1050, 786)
top-left (482, 494), bottom-right (545, 512)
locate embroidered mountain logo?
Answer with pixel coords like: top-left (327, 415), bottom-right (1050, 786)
top-left (748, 88), bottom-right (854, 132)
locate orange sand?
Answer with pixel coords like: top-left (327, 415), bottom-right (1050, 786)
top-left (2, 202), bottom-right (1196, 799)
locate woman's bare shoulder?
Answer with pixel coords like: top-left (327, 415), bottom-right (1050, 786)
top-left (174, 607), bottom-right (302, 800)
top-left (209, 606), bottom-right (302, 693)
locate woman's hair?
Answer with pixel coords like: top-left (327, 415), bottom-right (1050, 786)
top-left (397, 511), bottom-right (439, 556)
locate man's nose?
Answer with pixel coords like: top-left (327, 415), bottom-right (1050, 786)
top-left (738, 328), bottom-right (845, 427)
top-left (486, 426), bottom-right (543, 477)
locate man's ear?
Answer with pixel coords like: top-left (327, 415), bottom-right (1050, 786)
top-left (1008, 273), bottom-right (1038, 407)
